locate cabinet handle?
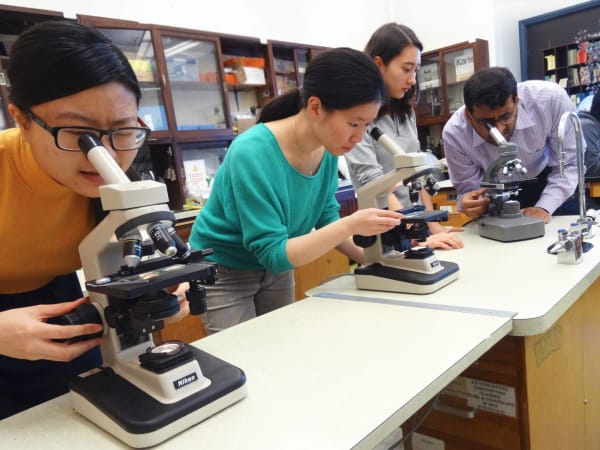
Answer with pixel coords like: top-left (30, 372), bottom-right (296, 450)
top-left (434, 400), bottom-right (476, 419)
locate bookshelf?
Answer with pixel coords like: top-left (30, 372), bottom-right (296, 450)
top-left (542, 34), bottom-right (600, 106)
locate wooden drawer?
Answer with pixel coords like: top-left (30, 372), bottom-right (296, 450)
top-left (403, 337), bottom-right (527, 450)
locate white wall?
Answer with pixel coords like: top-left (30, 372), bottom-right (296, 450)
top-left (3, 0), bottom-right (591, 79)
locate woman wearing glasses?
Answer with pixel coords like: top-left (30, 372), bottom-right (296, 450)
top-left (0, 20), bottom-right (148, 418)
top-left (442, 67), bottom-right (578, 223)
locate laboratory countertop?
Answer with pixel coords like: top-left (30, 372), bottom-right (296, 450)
top-left (308, 214), bottom-right (600, 336)
top-left (173, 208), bottom-right (200, 221)
top-left (0, 297), bottom-right (512, 450)
top-left (2, 216), bottom-right (598, 449)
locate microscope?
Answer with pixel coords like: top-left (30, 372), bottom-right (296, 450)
top-left (352, 127), bottom-right (459, 294)
top-left (62, 135), bottom-right (247, 448)
top-left (477, 122), bottom-right (545, 242)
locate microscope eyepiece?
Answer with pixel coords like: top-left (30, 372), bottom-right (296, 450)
top-left (485, 121), bottom-right (508, 146)
top-left (78, 133), bottom-right (103, 155)
top-left (369, 126), bottom-right (384, 141)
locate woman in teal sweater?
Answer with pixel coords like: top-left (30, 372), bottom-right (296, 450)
top-left (190, 48), bottom-right (403, 334)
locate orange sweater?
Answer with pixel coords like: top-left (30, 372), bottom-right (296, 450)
top-left (0, 128), bottom-right (95, 294)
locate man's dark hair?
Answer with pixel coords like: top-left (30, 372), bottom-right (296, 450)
top-left (463, 67), bottom-right (517, 113)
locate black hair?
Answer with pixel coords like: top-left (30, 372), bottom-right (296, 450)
top-left (463, 67), bottom-right (517, 113)
top-left (258, 47), bottom-right (385, 123)
top-left (590, 89), bottom-right (600, 122)
top-left (364, 23), bottom-right (422, 123)
top-left (7, 20), bottom-right (141, 110)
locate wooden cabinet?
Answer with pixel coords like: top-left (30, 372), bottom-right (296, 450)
top-left (403, 276), bottom-right (600, 450)
top-left (541, 35), bottom-right (599, 105)
top-left (75, 15), bottom-right (326, 211)
top-left (1, 7), bottom-right (329, 211)
top-left (416, 39), bottom-right (489, 158)
top-left (293, 249), bottom-right (349, 301)
top-left (266, 40), bottom-right (327, 96)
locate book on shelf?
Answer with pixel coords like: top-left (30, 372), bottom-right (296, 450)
top-left (580, 66), bottom-right (592, 86)
top-left (569, 67), bottom-right (580, 86)
top-left (568, 49), bottom-right (577, 66)
top-left (544, 54), bottom-right (556, 71)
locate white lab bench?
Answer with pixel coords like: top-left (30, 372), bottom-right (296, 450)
top-left (0, 297), bottom-right (511, 449)
top-left (309, 215), bottom-right (600, 337)
top-left (1, 216), bottom-right (599, 449)
top-left (309, 215), bottom-right (600, 449)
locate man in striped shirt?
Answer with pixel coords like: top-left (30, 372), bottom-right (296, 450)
top-left (442, 67), bottom-right (578, 224)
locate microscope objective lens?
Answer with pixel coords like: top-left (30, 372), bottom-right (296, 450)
top-left (148, 222), bottom-right (177, 257)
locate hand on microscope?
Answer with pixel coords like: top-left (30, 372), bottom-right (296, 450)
top-left (0, 298), bottom-right (103, 362)
top-left (345, 207), bottom-right (404, 236)
top-left (521, 206), bottom-right (550, 224)
top-left (165, 282), bottom-right (191, 324)
top-left (460, 188), bottom-right (490, 218)
top-left (425, 229), bottom-right (465, 250)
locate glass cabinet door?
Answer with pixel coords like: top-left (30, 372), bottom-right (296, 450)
top-left (161, 35), bottom-right (227, 131)
top-left (93, 28), bottom-right (168, 132)
top-left (444, 47), bottom-right (475, 114)
top-left (295, 48), bottom-right (309, 88)
top-left (272, 45), bottom-right (297, 96)
top-left (0, 57), bottom-right (11, 130)
top-left (417, 55), bottom-right (442, 118)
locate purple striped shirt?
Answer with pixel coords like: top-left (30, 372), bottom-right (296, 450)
top-left (442, 80), bottom-right (578, 215)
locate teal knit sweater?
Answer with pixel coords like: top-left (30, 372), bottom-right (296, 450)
top-left (189, 123), bottom-right (340, 274)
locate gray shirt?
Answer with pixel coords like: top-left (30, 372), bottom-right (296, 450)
top-left (344, 114), bottom-right (421, 209)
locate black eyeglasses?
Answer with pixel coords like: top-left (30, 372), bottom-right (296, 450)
top-left (473, 108), bottom-right (517, 128)
top-left (27, 109), bottom-right (150, 152)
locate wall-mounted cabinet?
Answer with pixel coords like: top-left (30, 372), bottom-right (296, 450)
top-left (416, 39), bottom-right (489, 158)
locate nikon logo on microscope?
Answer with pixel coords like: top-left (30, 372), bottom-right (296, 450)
top-left (173, 372), bottom-right (198, 389)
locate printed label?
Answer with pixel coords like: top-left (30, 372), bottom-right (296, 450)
top-left (173, 372), bottom-right (198, 390)
top-left (442, 376), bottom-right (517, 418)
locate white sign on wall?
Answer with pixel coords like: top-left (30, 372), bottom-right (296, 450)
top-left (455, 54), bottom-right (474, 82)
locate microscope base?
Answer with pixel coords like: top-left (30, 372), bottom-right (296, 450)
top-left (478, 215), bottom-right (545, 242)
top-left (354, 261), bottom-right (459, 294)
top-left (69, 346), bottom-right (247, 448)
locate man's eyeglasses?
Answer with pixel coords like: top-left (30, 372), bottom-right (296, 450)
top-left (27, 110), bottom-right (150, 152)
top-left (473, 109), bottom-right (517, 128)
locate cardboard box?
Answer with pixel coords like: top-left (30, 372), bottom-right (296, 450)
top-left (224, 57), bottom-right (266, 85)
